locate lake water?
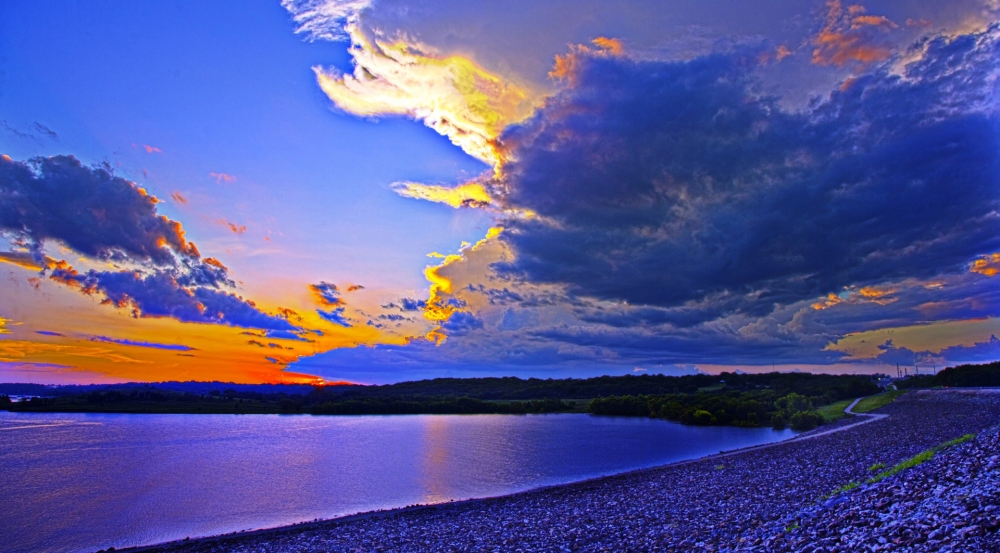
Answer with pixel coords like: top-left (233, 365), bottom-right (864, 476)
top-left (0, 412), bottom-right (797, 553)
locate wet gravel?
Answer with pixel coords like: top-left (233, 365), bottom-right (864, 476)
top-left (130, 390), bottom-right (1000, 553)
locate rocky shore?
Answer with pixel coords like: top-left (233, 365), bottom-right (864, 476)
top-left (129, 390), bottom-right (1000, 553)
top-left (729, 418), bottom-right (1000, 552)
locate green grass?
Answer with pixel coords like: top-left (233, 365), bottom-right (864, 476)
top-left (825, 481), bottom-right (861, 498)
top-left (853, 390), bottom-right (905, 413)
top-left (866, 434), bottom-right (975, 484)
top-left (824, 433), bottom-right (976, 499)
top-left (817, 399), bottom-right (856, 422)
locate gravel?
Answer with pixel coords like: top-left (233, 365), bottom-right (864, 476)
top-left (125, 390), bottom-right (1000, 553)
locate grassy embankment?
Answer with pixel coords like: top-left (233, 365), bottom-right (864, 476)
top-left (816, 399), bottom-right (856, 423)
top-left (852, 390), bottom-right (906, 413)
top-left (826, 433), bottom-right (976, 497)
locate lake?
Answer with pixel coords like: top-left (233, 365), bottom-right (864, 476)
top-left (0, 412), bottom-right (796, 553)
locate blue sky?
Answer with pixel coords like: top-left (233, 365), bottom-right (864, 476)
top-left (1, 0), bottom-right (998, 384)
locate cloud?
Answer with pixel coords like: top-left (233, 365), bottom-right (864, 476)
top-left (35, 330), bottom-right (65, 337)
top-left (439, 310), bottom-right (484, 336)
top-left (346, 284), bottom-right (365, 292)
top-left (209, 172), bottom-right (236, 183)
top-left (874, 339), bottom-right (941, 366)
top-left (491, 25), bottom-right (1000, 326)
top-left (2, 121), bottom-right (58, 142)
top-left (2, 121), bottom-right (31, 139)
top-left (318, 307), bottom-right (352, 327)
top-left (971, 253), bottom-right (1000, 277)
top-left (282, 0), bottom-right (373, 41)
top-left (171, 191), bottom-right (188, 204)
top-left (33, 123), bottom-right (58, 139)
top-left (143, 145), bottom-right (162, 153)
top-left (310, 281), bottom-right (344, 306)
top-left (310, 281), bottom-right (355, 327)
top-left (220, 220), bottom-right (247, 234)
top-left (88, 336), bottom-right (196, 351)
top-left (420, 227), bottom-right (503, 343)
top-left (940, 335), bottom-right (1000, 364)
top-left (399, 298), bottom-right (427, 311)
top-left (811, 0), bottom-right (898, 68)
top-left (317, 25), bottom-right (999, 373)
top-left (49, 267), bottom-right (297, 331)
top-left (1, 154), bottom-right (303, 332)
top-left (1, 155), bottom-right (199, 265)
top-left (263, 329), bottom-right (312, 341)
top-left (304, 21), bottom-right (536, 165)
top-left (0, 251), bottom-right (54, 271)
top-left (391, 181), bottom-right (492, 208)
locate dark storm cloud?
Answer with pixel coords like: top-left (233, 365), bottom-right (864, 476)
top-left (51, 267), bottom-right (297, 331)
top-left (494, 26), bottom-right (1000, 322)
top-left (318, 307), bottom-right (351, 327)
top-left (940, 335), bottom-right (1000, 364)
top-left (399, 298), bottom-right (427, 311)
top-left (538, 324), bottom-right (847, 366)
top-left (310, 281), bottom-right (344, 306)
top-left (439, 311), bottom-right (484, 336)
top-left (874, 340), bottom-right (934, 366)
top-left (0, 154), bottom-right (301, 331)
top-left (0, 155), bottom-right (199, 264)
top-left (88, 336), bottom-right (195, 351)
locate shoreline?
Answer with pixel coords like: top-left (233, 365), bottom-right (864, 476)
top-left (117, 390), bottom-right (1000, 552)
top-left (117, 401), bottom-right (882, 553)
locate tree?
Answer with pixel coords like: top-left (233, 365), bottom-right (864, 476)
top-left (771, 414), bottom-right (786, 429)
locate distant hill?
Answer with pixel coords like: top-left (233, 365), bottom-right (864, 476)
top-left (1, 371), bottom-right (882, 401)
top-left (0, 381), bottom-right (320, 397)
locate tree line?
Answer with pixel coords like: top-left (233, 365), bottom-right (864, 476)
top-left (895, 361), bottom-right (1000, 389)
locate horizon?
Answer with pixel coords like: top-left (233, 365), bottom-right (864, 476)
top-left (2, 0), bottom-right (999, 385)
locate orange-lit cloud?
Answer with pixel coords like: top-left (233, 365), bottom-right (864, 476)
top-left (811, 284), bottom-right (898, 310)
top-left (346, 284), bottom-right (364, 292)
top-left (210, 172), bottom-right (236, 183)
top-left (310, 281), bottom-right (345, 307)
top-left (274, 307), bottom-right (303, 322)
top-left (313, 24), bottom-right (536, 166)
top-left (423, 226), bottom-right (503, 344)
top-left (171, 191), bottom-right (188, 204)
top-left (143, 145), bottom-right (162, 153)
top-left (203, 257), bottom-right (229, 271)
top-left (0, 251), bottom-right (55, 271)
top-left (591, 37), bottom-right (625, 56)
top-left (971, 253), bottom-right (1000, 276)
top-left (812, 0), bottom-right (897, 67)
top-left (391, 180), bottom-right (492, 208)
top-left (220, 220), bottom-right (247, 234)
top-left (0, 340), bottom-right (147, 365)
top-left (551, 37), bottom-right (627, 84)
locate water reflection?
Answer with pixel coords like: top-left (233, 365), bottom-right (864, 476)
top-left (0, 412), bottom-right (796, 553)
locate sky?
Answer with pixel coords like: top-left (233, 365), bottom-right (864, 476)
top-left (1, 0), bottom-right (998, 385)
